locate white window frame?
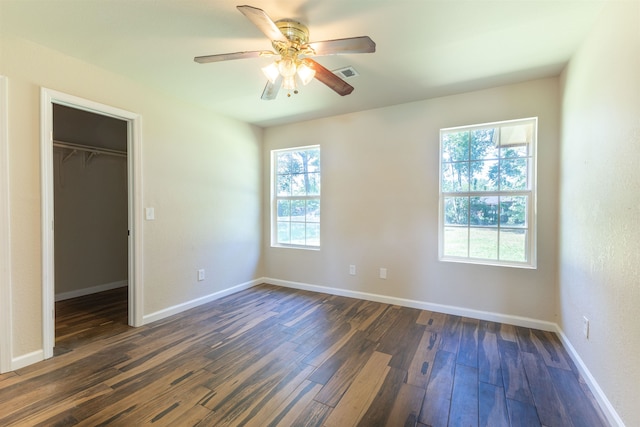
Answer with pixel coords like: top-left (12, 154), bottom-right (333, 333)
top-left (438, 117), bottom-right (537, 268)
top-left (271, 145), bottom-right (321, 249)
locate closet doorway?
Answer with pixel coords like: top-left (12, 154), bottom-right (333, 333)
top-left (53, 104), bottom-right (128, 352)
top-left (41, 88), bottom-right (142, 360)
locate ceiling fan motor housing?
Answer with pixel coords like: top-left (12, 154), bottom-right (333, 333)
top-left (275, 19), bottom-right (309, 50)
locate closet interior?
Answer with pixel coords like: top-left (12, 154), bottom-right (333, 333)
top-left (52, 104), bottom-right (129, 348)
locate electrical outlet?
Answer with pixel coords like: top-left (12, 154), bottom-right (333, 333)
top-left (349, 265), bottom-right (356, 276)
top-left (379, 268), bottom-right (387, 279)
top-left (582, 316), bottom-right (589, 339)
top-left (197, 269), bottom-right (205, 281)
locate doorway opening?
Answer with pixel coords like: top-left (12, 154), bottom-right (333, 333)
top-left (53, 104), bottom-right (128, 353)
top-left (41, 88), bottom-right (143, 359)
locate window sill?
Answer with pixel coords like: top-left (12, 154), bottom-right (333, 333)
top-left (439, 256), bottom-right (536, 269)
top-left (271, 244), bottom-right (320, 251)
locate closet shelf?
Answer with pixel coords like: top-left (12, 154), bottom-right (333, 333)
top-left (53, 140), bottom-right (127, 158)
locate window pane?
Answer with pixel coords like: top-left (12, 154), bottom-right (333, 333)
top-left (276, 152), bottom-right (292, 174)
top-left (290, 172), bottom-right (321, 196)
top-left (469, 227), bottom-right (498, 259)
top-left (277, 222), bottom-right (290, 244)
top-left (290, 222), bottom-right (306, 245)
top-left (306, 223), bottom-right (320, 246)
top-left (500, 158), bottom-right (528, 190)
top-left (470, 197), bottom-right (499, 226)
top-left (444, 227), bottom-right (468, 257)
top-left (501, 145), bottom-right (528, 158)
top-left (289, 151), bottom-right (304, 174)
top-left (306, 199), bottom-right (320, 222)
top-left (500, 123), bottom-right (533, 147)
top-left (442, 162), bottom-right (469, 192)
top-left (499, 229), bottom-right (527, 262)
top-left (304, 148), bottom-right (321, 172)
top-left (277, 200), bottom-right (290, 220)
top-left (470, 160), bottom-right (498, 191)
top-left (470, 128), bottom-right (498, 160)
top-left (442, 131), bottom-right (469, 162)
top-left (444, 197), bottom-right (469, 225)
top-left (306, 172), bottom-right (320, 195)
top-left (291, 199), bottom-right (305, 221)
top-left (291, 174), bottom-right (306, 196)
top-left (277, 174), bottom-right (291, 196)
top-left (500, 196), bottom-right (527, 227)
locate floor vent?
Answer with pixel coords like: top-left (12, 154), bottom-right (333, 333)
top-left (333, 66), bottom-right (359, 79)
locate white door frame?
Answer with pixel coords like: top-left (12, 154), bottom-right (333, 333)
top-left (40, 88), bottom-right (143, 359)
top-left (0, 76), bottom-right (12, 373)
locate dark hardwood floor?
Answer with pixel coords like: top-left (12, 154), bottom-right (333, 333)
top-left (0, 284), bottom-right (608, 426)
top-left (54, 286), bottom-right (131, 357)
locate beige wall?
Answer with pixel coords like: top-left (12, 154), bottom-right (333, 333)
top-left (559, 2), bottom-right (640, 425)
top-left (0, 36), bottom-right (263, 360)
top-left (263, 77), bottom-right (560, 322)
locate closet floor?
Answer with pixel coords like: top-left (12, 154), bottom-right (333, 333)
top-left (54, 286), bottom-right (130, 356)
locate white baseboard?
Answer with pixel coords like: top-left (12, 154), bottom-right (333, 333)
top-left (55, 280), bottom-right (128, 302)
top-left (263, 277), bottom-right (557, 331)
top-left (142, 278), bottom-right (262, 325)
top-left (11, 349), bottom-right (44, 371)
top-left (555, 327), bottom-right (624, 427)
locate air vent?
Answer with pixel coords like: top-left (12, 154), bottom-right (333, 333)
top-left (333, 66), bottom-right (359, 79)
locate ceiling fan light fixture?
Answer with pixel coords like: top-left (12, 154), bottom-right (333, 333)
top-left (297, 62), bottom-right (316, 86)
top-left (278, 58), bottom-right (297, 77)
top-left (261, 62), bottom-right (280, 83)
top-left (282, 75), bottom-right (297, 91)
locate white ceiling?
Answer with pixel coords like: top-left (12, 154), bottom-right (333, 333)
top-left (0, 0), bottom-right (607, 127)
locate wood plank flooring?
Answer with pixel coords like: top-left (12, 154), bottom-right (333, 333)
top-left (0, 284), bottom-right (609, 426)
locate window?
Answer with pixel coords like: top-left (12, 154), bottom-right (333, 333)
top-left (439, 118), bottom-right (537, 268)
top-left (272, 146), bottom-right (320, 248)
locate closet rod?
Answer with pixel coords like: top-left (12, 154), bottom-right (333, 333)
top-left (53, 140), bottom-right (127, 158)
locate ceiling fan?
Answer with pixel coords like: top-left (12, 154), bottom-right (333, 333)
top-left (194, 5), bottom-right (376, 100)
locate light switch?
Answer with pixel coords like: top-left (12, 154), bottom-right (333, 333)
top-left (145, 207), bottom-right (155, 220)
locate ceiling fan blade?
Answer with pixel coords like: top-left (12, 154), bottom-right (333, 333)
top-left (303, 59), bottom-right (354, 96)
top-left (194, 51), bottom-right (269, 64)
top-left (307, 36), bottom-right (376, 56)
top-left (237, 5), bottom-right (287, 42)
top-left (261, 76), bottom-right (283, 100)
